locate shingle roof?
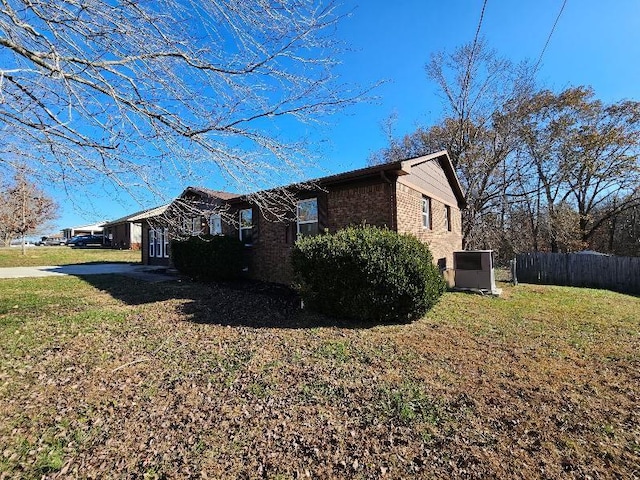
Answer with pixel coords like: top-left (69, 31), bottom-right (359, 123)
top-left (177, 150), bottom-right (466, 210)
top-left (222, 150), bottom-right (466, 208)
top-left (183, 187), bottom-right (240, 201)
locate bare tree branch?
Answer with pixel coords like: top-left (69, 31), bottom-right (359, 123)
top-left (0, 0), bottom-right (368, 207)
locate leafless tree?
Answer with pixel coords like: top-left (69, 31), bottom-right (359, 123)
top-left (0, 169), bottom-right (58, 252)
top-left (0, 0), bottom-right (367, 209)
top-left (517, 87), bottom-right (640, 251)
top-left (369, 40), bottom-right (535, 252)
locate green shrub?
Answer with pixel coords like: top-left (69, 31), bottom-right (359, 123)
top-left (171, 234), bottom-right (244, 281)
top-left (291, 226), bottom-right (446, 322)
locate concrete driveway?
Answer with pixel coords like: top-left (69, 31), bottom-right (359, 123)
top-left (0, 264), bottom-right (178, 283)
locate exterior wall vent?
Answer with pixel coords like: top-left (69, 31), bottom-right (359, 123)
top-left (453, 250), bottom-right (501, 295)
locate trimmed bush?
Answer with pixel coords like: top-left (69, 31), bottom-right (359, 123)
top-left (171, 234), bottom-right (244, 281)
top-left (291, 225), bottom-right (446, 323)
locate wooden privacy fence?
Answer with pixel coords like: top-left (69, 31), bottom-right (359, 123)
top-left (516, 252), bottom-right (640, 294)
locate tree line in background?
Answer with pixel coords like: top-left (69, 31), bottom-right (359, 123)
top-left (370, 41), bottom-right (640, 263)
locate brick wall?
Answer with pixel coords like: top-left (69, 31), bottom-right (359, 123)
top-left (108, 223), bottom-right (130, 249)
top-left (395, 183), bottom-right (462, 269)
top-left (249, 179), bottom-right (395, 285)
top-left (250, 212), bottom-right (294, 285)
top-left (141, 224), bottom-right (150, 265)
top-left (327, 181), bottom-right (394, 231)
top-left (148, 178), bottom-right (461, 283)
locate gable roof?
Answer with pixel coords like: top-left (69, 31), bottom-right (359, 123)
top-left (181, 187), bottom-right (240, 201)
top-left (103, 204), bottom-right (169, 227)
top-left (233, 150), bottom-right (466, 208)
top-left (168, 187), bottom-right (240, 216)
top-left (177, 150), bottom-right (466, 210)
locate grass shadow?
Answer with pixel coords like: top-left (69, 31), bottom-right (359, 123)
top-left (82, 274), bottom-right (405, 330)
top-left (57, 261), bottom-right (140, 266)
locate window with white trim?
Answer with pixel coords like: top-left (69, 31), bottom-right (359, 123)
top-left (209, 213), bottom-right (222, 235)
top-left (149, 228), bottom-right (156, 257)
top-left (239, 209), bottom-right (253, 244)
top-left (297, 198), bottom-right (318, 236)
top-left (445, 205), bottom-right (452, 232)
top-left (181, 217), bottom-right (191, 236)
top-left (155, 228), bottom-right (163, 258)
top-left (191, 216), bottom-right (202, 235)
top-left (163, 228), bottom-right (170, 257)
top-left (422, 196), bottom-right (431, 229)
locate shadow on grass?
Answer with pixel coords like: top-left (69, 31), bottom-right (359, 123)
top-left (82, 274), bottom-right (392, 330)
top-left (60, 261), bottom-right (140, 266)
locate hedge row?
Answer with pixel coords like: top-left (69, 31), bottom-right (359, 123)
top-left (171, 234), bottom-right (244, 281)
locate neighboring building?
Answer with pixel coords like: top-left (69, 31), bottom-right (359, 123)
top-left (103, 205), bottom-right (169, 250)
top-left (62, 223), bottom-right (104, 240)
top-left (142, 150), bottom-right (466, 284)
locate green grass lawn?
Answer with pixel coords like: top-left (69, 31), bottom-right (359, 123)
top-left (0, 276), bottom-right (638, 478)
top-left (0, 246), bottom-right (141, 267)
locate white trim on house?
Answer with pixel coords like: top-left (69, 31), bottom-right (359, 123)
top-left (422, 196), bottom-right (431, 229)
top-left (209, 213), bottom-right (222, 235)
top-left (155, 227), bottom-right (163, 258)
top-left (191, 217), bottom-right (202, 235)
top-left (149, 229), bottom-right (156, 257)
top-left (296, 198), bottom-right (319, 236)
top-left (239, 208), bottom-right (253, 244)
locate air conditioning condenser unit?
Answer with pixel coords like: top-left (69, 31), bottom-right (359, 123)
top-left (453, 250), bottom-right (501, 295)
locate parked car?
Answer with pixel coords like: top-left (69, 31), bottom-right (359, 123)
top-left (36, 236), bottom-right (66, 246)
top-left (9, 239), bottom-right (35, 247)
top-left (66, 235), bottom-right (105, 247)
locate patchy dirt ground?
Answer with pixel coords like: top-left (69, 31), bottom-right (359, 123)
top-left (0, 276), bottom-right (638, 479)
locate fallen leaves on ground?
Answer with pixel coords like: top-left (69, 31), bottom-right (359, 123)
top-left (0, 276), bottom-right (638, 479)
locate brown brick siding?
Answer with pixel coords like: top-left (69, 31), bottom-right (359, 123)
top-left (141, 224), bottom-right (149, 265)
top-left (395, 183), bottom-right (462, 269)
top-left (250, 213), bottom-right (294, 285)
top-left (143, 177), bottom-right (462, 282)
top-left (249, 180), bottom-right (395, 284)
top-left (327, 181), bottom-right (394, 231)
top-left (107, 223), bottom-right (130, 249)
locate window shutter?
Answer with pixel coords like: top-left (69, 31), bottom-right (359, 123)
top-left (317, 192), bottom-right (329, 232)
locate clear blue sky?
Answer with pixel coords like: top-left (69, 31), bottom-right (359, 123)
top-left (53, 0), bottom-right (640, 232)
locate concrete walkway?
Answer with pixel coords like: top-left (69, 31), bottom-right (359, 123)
top-left (0, 264), bottom-right (178, 283)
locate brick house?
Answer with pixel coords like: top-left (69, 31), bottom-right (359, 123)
top-left (103, 204), bottom-right (168, 250)
top-left (142, 150), bottom-right (466, 283)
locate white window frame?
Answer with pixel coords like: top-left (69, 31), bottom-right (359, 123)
top-left (163, 228), bottom-right (170, 258)
top-left (149, 228), bottom-right (156, 257)
top-left (181, 217), bottom-right (191, 235)
top-left (445, 205), bottom-right (452, 232)
top-left (154, 228), bottom-right (162, 258)
top-left (209, 213), bottom-right (222, 235)
top-left (239, 208), bottom-right (253, 244)
top-left (422, 197), bottom-right (431, 229)
top-left (191, 216), bottom-right (201, 235)
top-left (296, 198), bottom-right (319, 236)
